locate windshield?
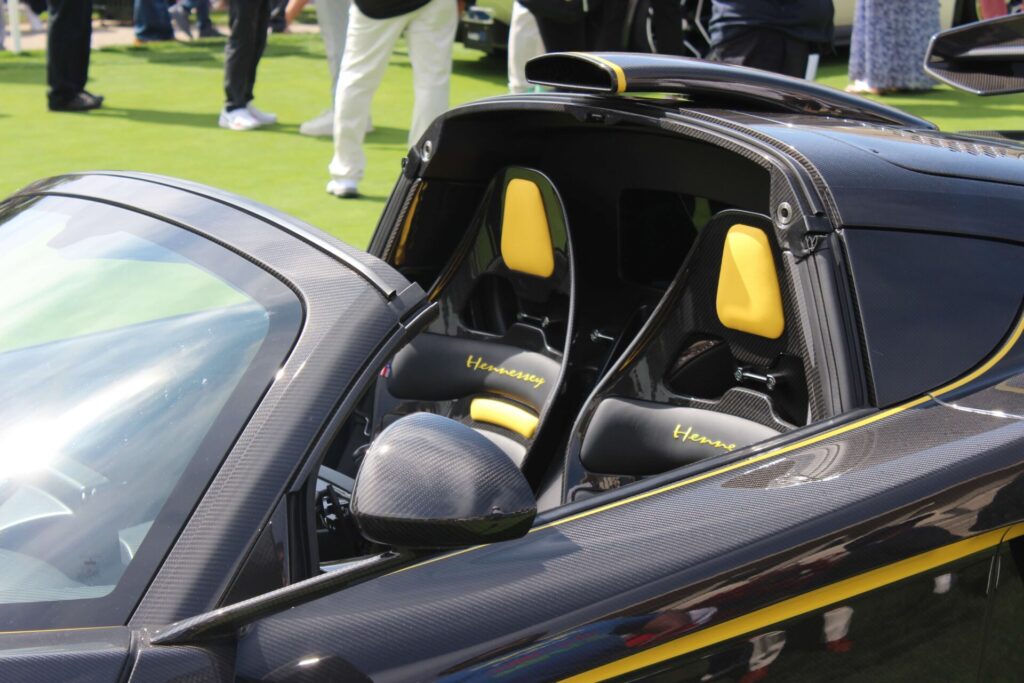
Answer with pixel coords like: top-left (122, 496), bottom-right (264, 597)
top-left (0, 196), bottom-right (301, 628)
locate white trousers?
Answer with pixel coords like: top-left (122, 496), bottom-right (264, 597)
top-left (508, 1), bottom-right (543, 94)
top-left (329, 0), bottom-right (457, 183)
top-left (316, 0), bottom-right (350, 105)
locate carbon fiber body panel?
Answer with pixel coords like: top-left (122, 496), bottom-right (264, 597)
top-left (5, 73), bottom-right (1024, 682)
top-left (0, 628), bottom-right (131, 682)
top-left (234, 357), bottom-right (1024, 681)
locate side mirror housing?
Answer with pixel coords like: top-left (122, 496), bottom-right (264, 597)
top-left (350, 413), bottom-right (536, 549)
top-left (926, 14), bottom-right (1024, 95)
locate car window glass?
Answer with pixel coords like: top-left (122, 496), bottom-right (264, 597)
top-left (0, 197), bottom-right (300, 622)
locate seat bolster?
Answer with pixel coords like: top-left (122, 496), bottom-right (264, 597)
top-left (581, 397), bottom-right (781, 476)
top-left (388, 333), bottom-right (560, 411)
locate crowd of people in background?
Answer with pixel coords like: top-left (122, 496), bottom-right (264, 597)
top-left (3, 1), bottom-right (999, 193)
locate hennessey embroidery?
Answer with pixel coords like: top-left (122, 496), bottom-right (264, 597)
top-left (466, 354), bottom-right (546, 389)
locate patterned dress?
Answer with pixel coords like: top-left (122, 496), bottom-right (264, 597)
top-left (849, 0), bottom-right (941, 91)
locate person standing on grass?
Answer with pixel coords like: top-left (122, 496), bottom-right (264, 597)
top-left (169, 0), bottom-right (224, 39)
top-left (846, 0), bottom-right (940, 95)
top-left (220, 0), bottom-right (278, 130)
top-left (46, 0), bottom-right (104, 111)
top-left (706, 0), bottom-right (834, 78)
top-left (284, 0), bottom-right (354, 137)
top-left (134, 0), bottom-right (176, 43)
top-left (326, 0), bottom-right (458, 198)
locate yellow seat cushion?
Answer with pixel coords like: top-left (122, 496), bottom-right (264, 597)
top-left (501, 178), bottom-right (555, 278)
top-left (716, 224), bottom-right (785, 339)
top-left (470, 397), bottom-right (540, 439)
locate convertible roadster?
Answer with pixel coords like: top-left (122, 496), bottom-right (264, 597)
top-left (1, 17), bottom-right (1023, 683)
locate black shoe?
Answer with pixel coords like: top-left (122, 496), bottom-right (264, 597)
top-left (198, 25), bottom-right (224, 38)
top-left (81, 91), bottom-right (105, 107)
top-left (49, 91), bottom-right (103, 112)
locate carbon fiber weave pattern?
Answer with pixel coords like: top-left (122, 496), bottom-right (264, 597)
top-left (352, 413), bottom-right (535, 547)
top-left (236, 379), bottom-right (1024, 681)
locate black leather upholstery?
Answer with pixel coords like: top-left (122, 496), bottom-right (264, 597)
top-left (380, 167), bottom-right (575, 469)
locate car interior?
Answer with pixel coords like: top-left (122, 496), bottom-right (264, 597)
top-left (312, 110), bottom-right (833, 566)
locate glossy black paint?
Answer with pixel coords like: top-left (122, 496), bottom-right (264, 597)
top-left (3, 61), bottom-right (1024, 682)
top-left (232, 358), bottom-right (1024, 681)
top-left (524, 52), bottom-right (933, 129)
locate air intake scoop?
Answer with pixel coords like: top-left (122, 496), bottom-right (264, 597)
top-left (525, 52), bottom-right (935, 130)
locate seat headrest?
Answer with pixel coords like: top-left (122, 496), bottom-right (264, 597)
top-left (716, 224), bottom-right (785, 339)
top-left (501, 178), bottom-right (555, 278)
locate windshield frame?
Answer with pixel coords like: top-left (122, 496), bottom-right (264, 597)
top-left (0, 195), bottom-right (304, 631)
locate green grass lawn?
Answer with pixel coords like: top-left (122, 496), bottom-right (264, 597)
top-left (0, 35), bottom-right (507, 247)
top-left (3, 37), bottom-right (1024, 248)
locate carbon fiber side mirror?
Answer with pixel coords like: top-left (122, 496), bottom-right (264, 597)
top-left (350, 413), bottom-right (536, 549)
top-left (926, 14), bottom-right (1024, 95)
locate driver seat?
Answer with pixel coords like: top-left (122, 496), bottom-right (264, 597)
top-left (380, 167), bottom-right (575, 469)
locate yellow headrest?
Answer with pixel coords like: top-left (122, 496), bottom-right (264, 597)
top-left (501, 178), bottom-right (555, 278)
top-left (716, 224), bottom-right (785, 339)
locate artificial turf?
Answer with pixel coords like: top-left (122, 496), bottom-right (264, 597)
top-left (3, 35), bottom-right (1024, 248)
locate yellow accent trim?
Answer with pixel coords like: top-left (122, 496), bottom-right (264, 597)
top-left (561, 525), bottom-right (1017, 683)
top-left (578, 54), bottom-right (627, 94)
top-left (501, 178), bottom-right (556, 278)
top-left (388, 310), bottom-right (1024, 611)
top-left (716, 224), bottom-right (785, 339)
top-left (466, 354), bottom-right (546, 389)
top-left (393, 183), bottom-right (424, 267)
top-left (471, 397), bottom-right (540, 438)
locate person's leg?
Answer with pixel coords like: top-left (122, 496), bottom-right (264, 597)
top-left (134, 0), bottom-right (174, 41)
top-left (243, 0), bottom-right (271, 104)
top-left (316, 0), bottom-right (350, 104)
top-left (707, 28), bottom-right (786, 74)
top-left (650, 0), bottom-right (686, 55)
top-left (405, 0), bottom-right (457, 147)
top-left (328, 6), bottom-right (406, 185)
top-left (195, 0), bottom-right (213, 32)
top-left (588, 0), bottom-right (629, 50)
top-left (224, 0), bottom-right (260, 110)
top-left (508, 1), bottom-right (543, 94)
top-left (47, 0), bottom-right (94, 105)
top-left (780, 35), bottom-right (810, 80)
top-left (533, 13), bottom-right (585, 51)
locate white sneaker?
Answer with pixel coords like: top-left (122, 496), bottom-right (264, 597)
top-left (299, 109), bottom-right (333, 137)
top-left (326, 179), bottom-right (359, 198)
top-left (219, 107), bottom-right (262, 131)
top-left (246, 103), bottom-right (277, 125)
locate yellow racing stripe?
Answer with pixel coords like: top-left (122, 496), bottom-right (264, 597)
top-left (562, 522), bottom-right (1024, 682)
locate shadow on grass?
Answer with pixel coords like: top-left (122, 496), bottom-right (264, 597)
top-left (389, 50), bottom-right (506, 88)
top-left (100, 36), bottom-right (324, 69)
top-left (93, 105), bottom-right (300, 133)
top-left (0, 60), bottom-right (45, 85)
top-left (363, 125), bottom-right (411, 145)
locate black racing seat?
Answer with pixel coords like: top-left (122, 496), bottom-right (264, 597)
top-left (551, 209), bottom-right (818, 505)
top-left (381, 167), bottom-right (575, 469)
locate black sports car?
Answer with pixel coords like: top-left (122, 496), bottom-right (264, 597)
top-left (1, 18), bottom-right (1023, 683)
